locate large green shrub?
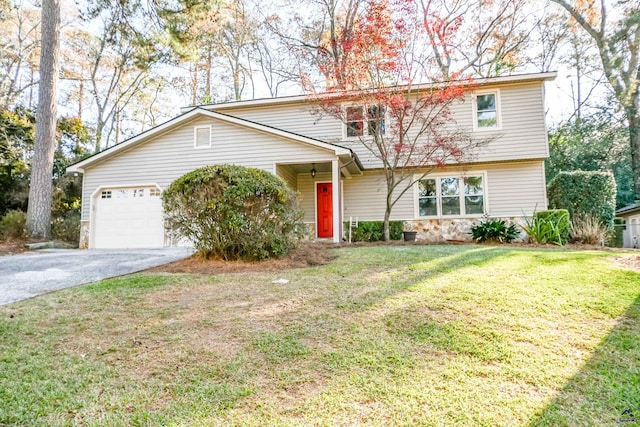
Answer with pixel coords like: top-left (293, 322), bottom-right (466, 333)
top-left (522, 209), bottom-right (570, 245)
top-left (162, 165), bottom-right (304, 261)
top-left (345, 221), bottom-right (403, 242)
top-left (0, 209), bottom-right (26, 240)
top-left (547, 171), bottom-right (616, 227)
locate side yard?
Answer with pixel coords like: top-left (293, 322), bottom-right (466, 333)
top-left (1, 245), bottom-right (639, 426)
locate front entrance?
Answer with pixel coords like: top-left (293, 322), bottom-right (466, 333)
top-left (316, 182), bottom-right (333, 238)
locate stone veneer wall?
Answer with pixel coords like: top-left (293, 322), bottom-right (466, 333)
top-left (79, 221), bottom-right (90, 249)
top-left (404, 217), bottom-right (526, 243)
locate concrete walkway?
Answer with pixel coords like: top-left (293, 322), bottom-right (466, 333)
top-left (0, 248), bottom-right (193, 306)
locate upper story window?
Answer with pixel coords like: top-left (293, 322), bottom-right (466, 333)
top-left (474, 90), bottom-right (500, 130)
top-left (345, 104), bottom-right (386, 138)
top-left (417, 174), bottom-right (486, 217)
top-left (194, 125), bottom-right (211, 148)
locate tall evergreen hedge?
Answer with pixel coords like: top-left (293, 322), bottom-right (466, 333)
top-left (547, 171), bottom-right (616, 227)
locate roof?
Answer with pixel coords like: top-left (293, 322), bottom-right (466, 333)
top-left (616, 203), bottom-right (640, 216)
top-left (67, 107), bottom-right (361, 173)
top-left (182, 71), bottom-right (558, 113)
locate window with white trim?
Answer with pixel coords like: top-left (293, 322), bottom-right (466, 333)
top-left (345, 104), bottom-right (386, 137)
top-left (133, 189), bottom-right (145, 198)
top-left (474, 91), bottom-right (500, 129)
top-left (417, 174), bottom-right (485, 217)
top-left (101, 190), bottom-right (112, 199)
top-left (194, 125), bottom-right (211, 148)
top-left (116, 189), bottom-right (129, 198)
top-left (149, 188), bottom-right (161, 197)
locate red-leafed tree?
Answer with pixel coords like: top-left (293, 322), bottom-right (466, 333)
top-left (305, 0), bottom-right (487, 241)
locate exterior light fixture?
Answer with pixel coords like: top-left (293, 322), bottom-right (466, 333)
top-left (310, 163), bottom-right (317, 178)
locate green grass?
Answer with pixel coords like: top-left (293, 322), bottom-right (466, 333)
top-left (1, 245), bottom-right (639, 426)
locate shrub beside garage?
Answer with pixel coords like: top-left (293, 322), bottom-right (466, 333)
top-left (162, 164), bottom-right (304, 261)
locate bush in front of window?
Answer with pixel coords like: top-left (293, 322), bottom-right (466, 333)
top-left (345, 221), bottom-right (403, 242)
top-left (547, 171), bottom-right (616, 228)
top-left (522, 209), bottom-right (570, 245)
top-left (470, 218), bottom-right (519, 243)
top-left (162, 164), bottom-right (304, 261)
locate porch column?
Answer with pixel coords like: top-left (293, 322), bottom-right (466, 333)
top-left (332, 159), bottom-right (341, 243)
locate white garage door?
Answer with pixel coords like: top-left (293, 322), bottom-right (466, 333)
top-left (93, 186), bottom-right (165, 248)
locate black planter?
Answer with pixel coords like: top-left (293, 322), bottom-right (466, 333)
top-left (403, 231), bottom-right (417, 242)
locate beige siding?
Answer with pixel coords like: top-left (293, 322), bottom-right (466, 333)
top-left (218, 81), bottom-right (549, 168)
top-left (485, 162), bottom-right (548, 216)
top-left (293, 161), bottom-right (546, 223)
top-left (276, 164), bottom-right (297, 189)
top-left (81, 116), bottom-right (337, 219)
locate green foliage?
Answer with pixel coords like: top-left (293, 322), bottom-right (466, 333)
top-left (522, 209), bottom-right (570, 245)
top-left (0, 209), bottom-right (26, 240)
top-left (547, 171), bottom-right (616, 228)
top-left (162, 164), bottom-right (304, 261)
top-left (345, 221), bottom-right (403, 242)
top-left (0, 107), bottom-right (35, 215)
top-left (546, 114), bottom-right (633, 209)
top-left (470, 218), bottom-right (519, 243)
top-left (611, 217), bottom-right (624, 248)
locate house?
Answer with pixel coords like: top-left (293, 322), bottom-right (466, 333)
top-left (67, 72), bottom-right (556, 249)
top-left (616, 203), bottom-right (640, 248)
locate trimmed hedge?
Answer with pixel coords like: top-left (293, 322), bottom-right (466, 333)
top-left (162, 164), bottom-right (304, 261)
top-left (345, 221), bottom-right (403, 242)
top-left (547, 171), bottom-right (616, 227)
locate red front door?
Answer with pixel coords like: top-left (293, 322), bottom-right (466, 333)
top-left (316, 183), bottom-right (333, 238)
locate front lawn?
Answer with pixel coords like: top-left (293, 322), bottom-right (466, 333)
top-left (1, 245), bottom-right (639, 426)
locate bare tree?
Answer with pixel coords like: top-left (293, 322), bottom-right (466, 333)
top-left (0, 1), bottom-right (40, 109)
top-left (26, 0), bottom-right (60, 239)
top-left (421, 0), bottom-right (531, 78)
top-left (550, 0), bottom-right (640, 198)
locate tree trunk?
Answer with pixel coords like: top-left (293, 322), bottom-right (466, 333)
top-left (26, 0), bottom-right (60, 241)
top-left (628, 109), bottom-right (640, 199)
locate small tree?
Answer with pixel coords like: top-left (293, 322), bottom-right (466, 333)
top-left (162, 164), bottom-right (304, 261)
top-left (306, 0), bottom-right (487, 240)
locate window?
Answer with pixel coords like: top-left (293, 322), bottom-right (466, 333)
top-left (345, 104), bottom-right (386, 137)
top-left (101, 191), bottom-right (112, 199)
top-left (133, 189), bottom-right (145, 198)
top-left (149, 188), bottom-right (161, 197)
top-left (194, 125), bottom-right (211, 148)
top-left (417, 174), bottom-right (485, 217)
top-left (116, 189), bottom-right (128, 198)
top-left (474, 91), bottom-right (499, 129)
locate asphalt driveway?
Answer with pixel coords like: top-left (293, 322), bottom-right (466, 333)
top-left (0, 248), bottom-right (193, 306)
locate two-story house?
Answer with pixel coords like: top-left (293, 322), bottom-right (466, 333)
top-left (67, 72), bottom-right (556, 248)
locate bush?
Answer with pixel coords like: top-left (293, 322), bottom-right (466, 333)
top-left (51, 210), bottom-right (81, 244)
top-left (547, 171), bottom-right (616, 227)
top-left (470, 218), bottom-right (519, 243)
top-left (162, 164), bottom-right (304, 261)
top-left (611, 217), bottom-right (625, 248)
top-left (345, 221), bottom-right (403, 241)
top-left (0, 209), bottom-right (26, 240)
top-left (569, 214), bottom-right (608, 245)
top-left (522, 209), bottom-right (570, 245)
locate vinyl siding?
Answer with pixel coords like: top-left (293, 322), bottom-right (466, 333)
top-left (217, 81), bottom-right (549, 168)
top-left (293, 161), bottom-right (547, 224)
top-left (81, 116), bottom-right (337, 219)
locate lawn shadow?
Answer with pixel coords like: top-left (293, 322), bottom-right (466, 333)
top-left (529, 292), bottom-right (640, 426)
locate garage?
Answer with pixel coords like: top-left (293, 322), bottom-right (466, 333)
top-left (92, 186), bottom-right (165, 248)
